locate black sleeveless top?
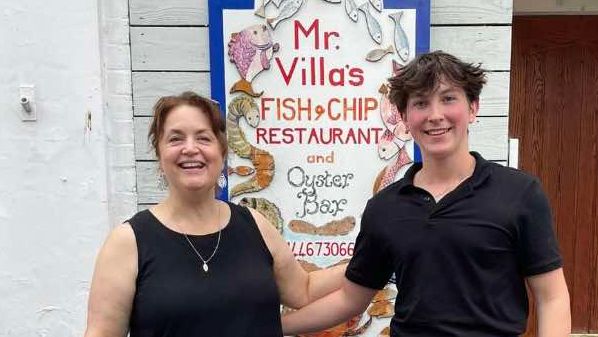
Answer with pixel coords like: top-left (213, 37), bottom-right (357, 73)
top-left (128, 202), bottom-right (283, 337)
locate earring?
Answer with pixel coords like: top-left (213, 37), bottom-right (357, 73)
top-left (217, 172), bottom-right (227, 189)
top-left (157, 170), bottom-right (169, 190)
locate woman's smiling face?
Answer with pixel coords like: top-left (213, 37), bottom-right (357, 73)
top-left (158, 104), bottom-right (224, 193)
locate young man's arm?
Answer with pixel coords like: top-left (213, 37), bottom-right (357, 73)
top-left (516, 179), bottom-right (569, 337)
top-left (527, 267), bottom-right (570, 337)
top-left (282, 277), bottom-right (377, 335)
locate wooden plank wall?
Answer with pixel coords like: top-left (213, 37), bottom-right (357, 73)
top-left (129, 0), bottom-right (513, 206)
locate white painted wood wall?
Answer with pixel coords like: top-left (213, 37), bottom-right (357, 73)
top-left (129, 0), bottom-right (513, 206)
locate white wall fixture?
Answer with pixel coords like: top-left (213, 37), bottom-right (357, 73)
top-left (19, 85), bottom-right (36, 121)
top-left (508, 137), bottom-right (519, 168)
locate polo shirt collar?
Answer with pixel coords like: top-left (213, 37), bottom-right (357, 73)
top-left (396, 151), bottom-right (492, 194)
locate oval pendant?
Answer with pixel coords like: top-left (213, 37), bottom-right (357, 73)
top-left (202, 262), bottom-right (209, 273)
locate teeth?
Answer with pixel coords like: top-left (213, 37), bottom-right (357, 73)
top-left (426, 128), bottom-right (449, 135)
top-left (180, 162), bottom-right (204, 168)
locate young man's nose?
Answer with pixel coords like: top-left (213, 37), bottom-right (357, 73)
top-left (427, 102), bottom-right (444, 121)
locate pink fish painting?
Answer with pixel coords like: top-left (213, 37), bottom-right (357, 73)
top-left (379, 90), bottom-right (411, 142)
top-left (373, 61), bottom-right (414, 193)
top-left (377, 145), bottom-right (412, 192)
top-left (379, 61), bottom-right (411, 142)
top-left (228, 24), bottom-right (280, 97)
top-left (378, 129), bottom-right (399, 160)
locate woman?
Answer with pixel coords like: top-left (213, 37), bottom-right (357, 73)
top-left (84, 92), bottom-right (345, 337)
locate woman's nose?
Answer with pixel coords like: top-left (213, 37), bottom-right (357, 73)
top-left (181, 139), bottom-right (199, 154)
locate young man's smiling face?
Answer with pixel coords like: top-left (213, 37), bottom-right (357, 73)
top-left (403, 79), bottom-right (478, 160)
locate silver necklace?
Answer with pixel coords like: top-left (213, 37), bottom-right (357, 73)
top-left (174, 204), bottom-right (222, 273)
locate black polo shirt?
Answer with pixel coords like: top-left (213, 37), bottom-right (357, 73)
top-left (346, 152), bottom-right (562, 337)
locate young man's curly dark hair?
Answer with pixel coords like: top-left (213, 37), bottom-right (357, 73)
top-left (388, 50), bottom-right (487, 114)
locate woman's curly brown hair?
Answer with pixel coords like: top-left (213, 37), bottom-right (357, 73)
top-left (148, 91), bottom-right (227, 158)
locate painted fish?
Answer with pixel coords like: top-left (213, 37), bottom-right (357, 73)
top-left (392, 59), bottom-right (402, 75)
top-left (254, 0), bottom-right (285, 17)
top-left (238, 197), bottom-right (283, 233)
top-left (379, 83), bottom-right (388, 95)
top-left (368, 299), bottom-right (394, 318)
top-left (299, 313), bottom-right (372, 337)
top-left (228, 25), bottom-right (280, 97)
top-left (393, 118), bottom-right (410, 141)
top-left (380, 95), bottom-right (411, 142)
top-left (378, 129), bottom-right (399, 160)
top-left (389, 11), bottom-right (410, 62)
top-left (344, 0), bottom-right (358, 22)
top-left (331, 258), bottom-right (350, 267)
top-left (227, 165), bottom-right (255, 176)
top-left (297, 258), bottom-right (348, 273)
top-left (379, 62), bottom-right (412, 143)
top-left (379, 91), bottom-right (395, 132)
top-left (374, 145), bottom-right (412, 193)
top-left (267, 0), bottom-right (303, 29)
top-left (366, 45), bottom-right (394, 62)
top-left (372, 287), bottom-right (397, 303)
top-left (297, 259), bottom-right (321, 272)
top-left (288, 220), bottom-right (316, 235)
top-left (358, 2), bottom-right (382, 44)
top-left (227, 95), bottom-right (275, 196)
top-left (288, 216), bottom-right (356, 236)
top-left (254, 0), bottom-right (269, 17)
top-left (368, 0), bottom-right (382, 12)
top-left (319, 216), bottom-right (356, 235)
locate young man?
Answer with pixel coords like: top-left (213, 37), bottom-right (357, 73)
top-left (282, 51), bottom-right (570, 337)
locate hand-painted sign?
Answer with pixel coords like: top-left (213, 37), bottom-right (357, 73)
top-left (210, 1), bottom-right (429, 335)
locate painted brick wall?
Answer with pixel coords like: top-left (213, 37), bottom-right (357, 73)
top-left (0, 0), bottom-right (136, 335)
top-left (99, 0), bottom-right (138, 225)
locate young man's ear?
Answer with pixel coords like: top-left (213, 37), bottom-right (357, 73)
top-left (400, 111), bottom-right (406, 121)
top-left (468, 100), bottom-right (479, 123)
top-left (399, 110), bottom-right (409, 132)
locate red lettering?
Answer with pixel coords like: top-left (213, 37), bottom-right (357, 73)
top-left (310, 57), bottom-right (316, 85)
top-left (268, 128), bottom-right (281, 144)
top-left (329, 68), bottom-right (345, 86)
top-left (364, 97), bottom-right (378, 120)
top-left (348, 68), bottom-right (364, 86)
top-left (282, 98), bottom-right (296, 120)
top-left (260, 97), bottom-right (274, 120)
top-left (327, 98), bottom-right (341, 120)
top-left (275, 57), bottom-right (298, 85)
top-left (319, 57), bottom-right (325, 85)
top-left (332, 128), bottom-right (343, 143)
top-left (294, 19), bottom-right (320, 49)
top-left (256, 128), bottom-right (267, 144)
top-left (324, 31), bottom-right (340, 49)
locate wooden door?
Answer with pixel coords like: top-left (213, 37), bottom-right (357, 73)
top-left (510, 16), bottom-right (598, 335)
